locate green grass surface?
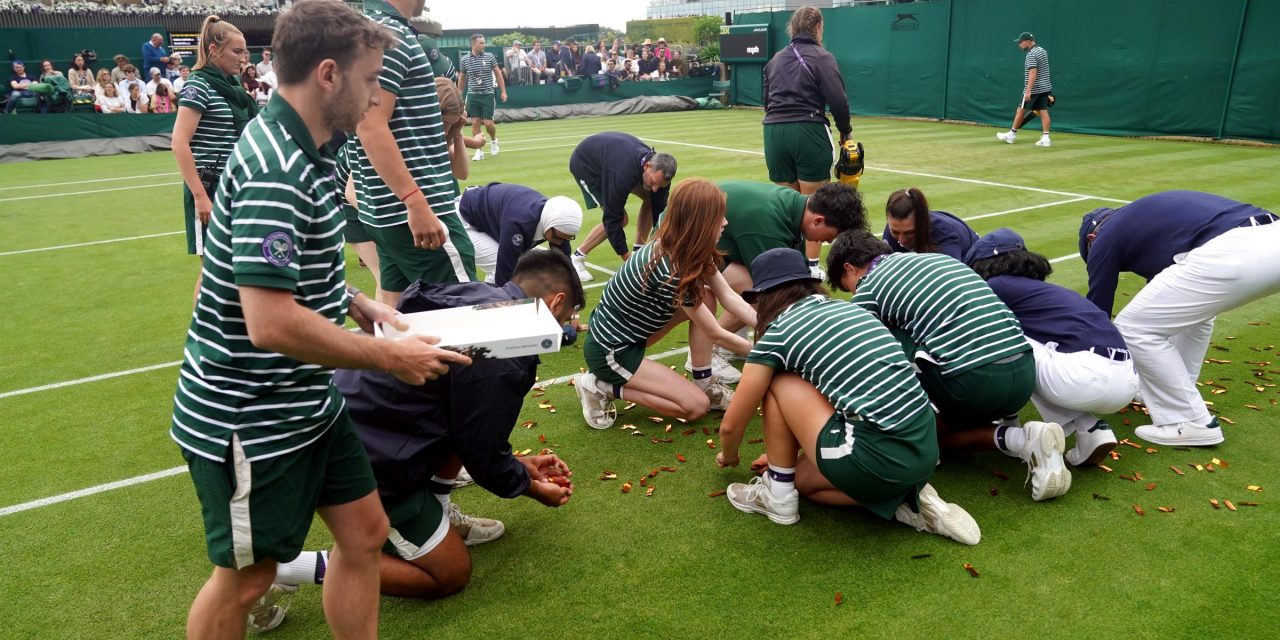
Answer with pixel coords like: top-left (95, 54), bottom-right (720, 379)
top-left (2, 110), bottom-right (1278, 638)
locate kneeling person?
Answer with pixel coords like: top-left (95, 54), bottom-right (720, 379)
top-left (458, 182), bottom-right (583, 286)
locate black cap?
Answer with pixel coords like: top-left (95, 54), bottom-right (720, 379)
top-left (741, 248), bottom-right (820, 303)
top-left (1078, 207), bottom-right (1115, 262)
top-left (1016, 32), bottom-right (1035, 43)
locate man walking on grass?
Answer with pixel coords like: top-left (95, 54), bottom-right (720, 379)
top-left (173, 1), bottom-right (471, 638)
top-left (997, 32), bottom-right (1052, 147)
top-left (458, 33), bottom-right (507, 161)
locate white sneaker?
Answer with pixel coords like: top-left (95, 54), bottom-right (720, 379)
top-left (448, 502), bottom-right (505, 546)
top-left (246, 583), bottom-right (298, 633)
top-left (472, 148), bottom-right (484, 161)
top-left (894, 484), bottom-right (981, 545)
top-left (453, 467), bottom-right (475, 488)
top-left (1018, 421), bottom-right (1071, 501)
top-left (726, 475), bottom-right (799, 525)
top-left (808, 263), bottom-right (826, 281)
top-left (996, 131), bottom-right (1016, 144)
top-left (685, 353), bottom-right (741, 384)
top-left (571, 252), bottom-right (594, 282)
top-left (1065, 420), bottom-right (1117, 467)
top-left (1036, 136), bottom-right (1051, 147)
top-left (703, 378), bottom-right (735, 411)
top-left (490, 140), bottom-right (500, 155)
top-left (1135, 417), bottom-right (1224, 447)
top-left (574, 372), bottom-right (616, 429)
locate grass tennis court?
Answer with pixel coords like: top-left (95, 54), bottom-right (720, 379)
top-left (1, 109), bottom-right (1278, 638)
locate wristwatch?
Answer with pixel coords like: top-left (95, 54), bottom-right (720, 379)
top-left (346, 285), bottom-right (363, 300)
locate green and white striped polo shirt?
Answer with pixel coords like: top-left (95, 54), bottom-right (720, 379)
top-left (851, 253), bottom-right (1028, 376)
top-left (171, 94), bottom-right (349, 463)
top-left (353, 0), bottom-right (456, 229)
top-left (589, 242), bottom-right (695, 348)
top-left (177, 73), bottom-right (238, 169)
top-left (748, 296), bottom-right (932, 429)
top-left (459, 51), bottom-right (498, 94)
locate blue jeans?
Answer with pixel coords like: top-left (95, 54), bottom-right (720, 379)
top-left (5, 90), bottom-right (34, 113)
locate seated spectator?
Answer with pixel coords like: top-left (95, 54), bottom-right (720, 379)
top-left (5, 60), bottom-right (37, 114)
top-left (655, 59), bottom-right (669, 81)
top-left (173, 65), bottom-right (191, 94)
top-left (638, 48), bottom-right (658, 77)
top-left (528, 41), bottom-right (555, 84)
top-left (548, 40), bottom-right (566, 75)
top-left (559, 39), bottom-right (581, 77)
top-left (258, 65), bottom-right (276, 102)
top-left (145, 67), bottom-right (173, 98)
top-left (670, 49), bottom-right (687, 78)
top-left (151, 83), bottom-right (175, 113)
top-left (255, 48), bottom-right (273, 79)
top-left (240, 65), bottom-right (268, 106)
top-left (124, 82), bottom-right (150, 113)
top-left (116, 65), bottom-right (147, 107)
top-left (96, 82), bottom-right (126, 113)
top-left (141, 33), bottom-right (170, 76)
top-left (579, 45), bottom-right (601, 77)
top-left (654, 37), bottom-right (672, 62)
top-left (165, 53), bottom-right (184, 83)
top-left (504, 41), bottom-right (531, 86)
top-left (94, 69), bottom-right (113, 101)
top-left (110, 54), bottom-right (130, 83)
top-left (68, 54), bottom-right (95, 98)
top-left (38, 60), bottom-right (63, 81)
top-left (622, 59), bottom-right (638, 81)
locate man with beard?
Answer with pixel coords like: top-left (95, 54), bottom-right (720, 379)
top-left (173, 1), bottom-right (472, 638)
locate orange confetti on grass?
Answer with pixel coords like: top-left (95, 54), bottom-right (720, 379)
top-left (1133, 504), bottom-right (1145, 516)
top-left (835, 592), bottom-right (843, 606)
top-left (1170, 466), bottom-right (1185, 476)
top-left (708, 489), bottom-right (727, 498)
top-left (963, 563), bottom-right (980, 578)
top-left (1225, 500), bottom-right (1238, 512)
top-left (1146, 483), bottom-right (1157, 491)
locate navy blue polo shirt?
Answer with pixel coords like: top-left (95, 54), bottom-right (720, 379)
top-left (458, 182), bottom-right (570, 286)
top-left (988, 275), bottom-right (1126, 353)
top-left (568, 132), bottom-right (670, 256)
top-left (883, 210), bottom-right (979, 262)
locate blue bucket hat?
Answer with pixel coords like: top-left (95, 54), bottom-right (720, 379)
top-left (1078, 207), bottom-right (1115, 262)
top-left (963, 228), bottom-right (1026, 266)
top-left (742, 248), bottom-right (820, 303)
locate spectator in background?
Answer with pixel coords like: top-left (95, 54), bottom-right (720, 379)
top-left (579, 45), bottom-right (601, 77)
top-left (94, 69), bottom-right (113, 101)
top-left (255, 47), bottom-right (273, 78)
top-left (549, 40), bottom-right (566, 75)
top-left (141, 33), bottom-right (170, 76)
top-left (146, 67), bottom-right (173, 98)
top-left (110, 54), bottom-right (130, 83)
top-left (559, 39), bottom-right (580, 76)
top-left (528, 41), bottom-right (555, 84)
top-left (151, 82), bottom-right (175, 113)
top-left (68, 54), bottom-right (94, 98)
top-left (5, 60), bottom-right (36, 113)
top-left (240, 64), bottom-right (266, 104)
top-left (504, 40), bottom-right (530, 86)
top-left (124, 82), bottom-right (150, 113)
top-left (173, 65), bottom-right (190, 94)
top-left (39, 59), bottom-right (63, 81)
top-left (655, 59), bottom-right (669, 81)
top-left (165, 52), bottom-right (184, 83)
top-left (605, 58), bottom-right (623, 83)
top-left (638, 47), bottom-right (658, 77)
top-left (622, 58), bottom-right (637, 81)
top-left (95, 81), bottom-right (126, 113)
top-left (117, 65), bottom-right (147, 108)
top-left (654, 37), bottom-right (672, 62)
top-left (670, 49), bottom-right (687, 77)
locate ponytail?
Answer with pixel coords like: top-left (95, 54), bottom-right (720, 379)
top-left (886, 187), bottom-right (936, 253)
top-left (194, 15), bottom-right (242, 71)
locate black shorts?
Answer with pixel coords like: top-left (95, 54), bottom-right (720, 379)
top-left (1022, 91), bottom-right (1052, 111)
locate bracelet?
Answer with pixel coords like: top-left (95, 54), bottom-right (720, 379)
top-left (397, 186), bottom-right (422, 203)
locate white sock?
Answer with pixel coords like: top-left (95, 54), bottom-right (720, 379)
top-left (593, 377), bottom-right (615, 399)
top-left (766, 464), bottom-right (796, 498)
top-left (276, 550), bottom-right (327, 585)
top-left (995, 425), bottom-right (1027, 458)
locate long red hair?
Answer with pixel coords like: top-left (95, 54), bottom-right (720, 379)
top-left (644, 178), bottom-right (725, 308)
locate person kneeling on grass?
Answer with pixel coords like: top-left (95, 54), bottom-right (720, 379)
top-left (714, 248), bottom-right (980, 544)
top-left (826, 230), bottom-right (1070, 501)
top-left (249, 250), bottom-right (583, 630)
top-left (574, 179), bottom-right (757, 429)
top-left (965, 229), bottom-right (1139, 466)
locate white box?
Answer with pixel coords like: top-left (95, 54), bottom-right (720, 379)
top-left (374, 297), bottom-right (562, 360)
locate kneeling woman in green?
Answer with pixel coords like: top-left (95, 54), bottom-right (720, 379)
top-left (574, 179), bottom-right (757, 428)
top-left (827, 231), bottom-right (1070, 501)
top-left (715, 248), bottom-right (980, 544)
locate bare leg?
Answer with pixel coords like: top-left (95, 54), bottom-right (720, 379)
top-left (935, 417), bottom-right (999, 454)
top-left (761, 374), bottom-right (864, 508)
top-left (186, 562), bottom-right (277, 640)
top-left (484, 120), bottom-right (496, 140)
top-left (575, 211), bottom-right (629, 256)
top-left (620, 359), bottom-right (710, 420)
top-left (1039, 109), bottom-right (1050, 134)
top-left (350, 241), bottom-right (382, 293)
top-left (378, 529), bottom-right (471, 599)
top-left (470, 116), bottom-right (483, 142)
top-left (716, 263), bottom-right (754, 333)
top-left (316, 491), bottom-right (389, 640)
top-left (1010, 106), bottom-right (1028, 131)
top-left (688, 295), bottom-right (716, 369)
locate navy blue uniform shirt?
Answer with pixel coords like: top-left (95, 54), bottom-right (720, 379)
top-left (762, 35), bottom-right (851, 136)
top-left (1085, 191), bottom-right (1268, 315)
top-left (987, 275), bottom-right (1126, 353)
top-left (883, 210), bottom-right (979, 262)
top-left (569, 132), bottom-right (670, 256)
top-left (458, 182), bottom-right (570, 286)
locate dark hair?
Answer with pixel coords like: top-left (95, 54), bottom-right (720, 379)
top-left (470, 33), bottom-right (485, 44)
top-left (969, 249), bottom-right (1053, 282)
top-left (807, 182), bottom-right (866, 233)
top-left (825, 230), bottom-right (891, 292)
top-left (511, 249), bottom-right (585, 312)
top-left (886, 187), bottom-right (934, 253)
top-left (122, 64), bottom-right (137, 74)
top-left (754, 280), bottom-right (829, 339)
top-left (272, 0), bottom-right (397, 86)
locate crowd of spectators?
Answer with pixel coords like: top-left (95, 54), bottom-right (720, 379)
top-left (0, 0), bottom-right (277, 18)
top-left (501, 35), bottom-right (714, 87)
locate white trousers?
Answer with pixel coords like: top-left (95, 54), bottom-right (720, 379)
top-left (462, 219), bottom-right (499, 285)
top-left (1028, 338), bottom-right (1138, 434)
top-left (1115, 223), bottom-right (1280, 426)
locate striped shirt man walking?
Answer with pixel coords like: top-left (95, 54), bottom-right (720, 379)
top-left (996, 31), bottom-right (1053, 146)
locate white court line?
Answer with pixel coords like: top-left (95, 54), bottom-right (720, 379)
top-left (585, 263), bottom-right (616, 275)
top-left (962, 197), bottom-right (1090, 222)
top-left (1049, 252), bottom-right (1081, 264)
top-left (0, 172), bottom-right (181, 191)
top-left (0, 182), bottom-right (180, 203)
top-left (0, 231), bottom-right (183, 257)
top-left (0, 346), bottom-right (693, 518)
top-left (0, 361), bottom-right (183, 400)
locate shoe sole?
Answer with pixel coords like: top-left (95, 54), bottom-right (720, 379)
top-left (1068, 439), bottom-right (1117, 467)
top-left (1134, 428), bottom-right (1224, 447)
top-left (1029, 423), bottom-right (1071, 501)
top-left (908, 490), bottom-right (981, 545)
top-left (727, 490), bottom-right (799, 525)
top-left (574, 375), bottom-right (614, 429)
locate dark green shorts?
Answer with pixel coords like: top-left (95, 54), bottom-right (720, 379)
top-left (183, 410), bottom-right (378, 569)
top-left (574, 175), bottom-right (602, 211)
top-left (342, 204), bottom-right (372, 244)
top-left (365, 214), bottom-right (476, 292)
top-left (763, 121), bottom-right (834, 184)
top-left (465, 93), bottom-right (496, 120)
top-left (381, 489), bottom-right (449, 561)
top-left (583, 332), bottom-right (645, 386)
top-left (183, 185), bottom-right (207, 255)
top-left (814, 410), bottom-right (937, 519)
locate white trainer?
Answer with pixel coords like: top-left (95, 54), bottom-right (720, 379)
top-left (472, 148), bottom-right (484, 161)
top-left (490, 139), bottom-right (500, 155)
top-left (1065, 420), bottom-right (1117, 467)
top-left (996, 130), bottom-right (1016, 144)
top-left (685, 353), bottom-right (741, 384)
top-left (703, 379), bottom-right (735, 411)
top-left (1036, 136), bottom-right (1051, 147)
top-left (570, 252), bottom-right (594, 282)
top-left (448, 503), bottom-right (505, 546)
top-left (574, 372), bottom-right (616, 429)
top-left (894, 483), bottom-right (981, 545)
top-left (1135, 417), bottom-right (1224, 447)
top-left (726, 475), bottom-right (799, 525)
top-left (246, 583), bottom-right (298, 634)
top-left (453, 467), bottom-right (475, 488)
top-left (809, 263), bottom-right (827, 281)
top-left (1019, 421), bottom-right (1071, 501)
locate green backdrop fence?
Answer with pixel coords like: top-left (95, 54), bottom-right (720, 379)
top-left (737, 0), bottom-right (1279, 143)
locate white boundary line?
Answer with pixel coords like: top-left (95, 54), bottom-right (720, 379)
top-left (0, 346), bottom-right (693, 518)
top-left (0, 231), bottom-right (184, 257)
top-left (0, 361), bottom-right (183, 400)
top-left (961, 197), bottom-right (1090, 222)
top-left (0, 182), bottom-right (181, 203)
top-left (1049, 252), bottom-right (1081, 264)
top-left (0, 172), bottom-right (180, 191)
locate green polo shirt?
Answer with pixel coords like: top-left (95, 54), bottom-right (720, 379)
top-left (717, 180), bottom-right (807, 267)
top-left (171, 94), bottom-right (350, 463)
top-left (353, 0), bottom-right (456, 229)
